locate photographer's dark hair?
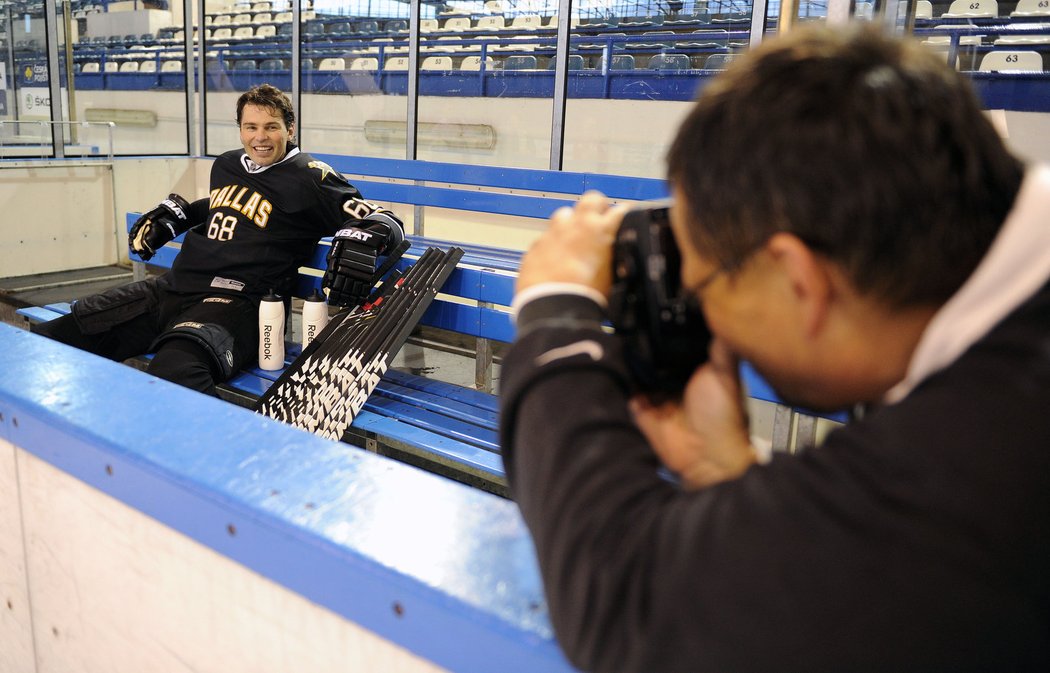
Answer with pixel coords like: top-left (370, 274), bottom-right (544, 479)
top-left (236, 84), bottom-right (296, 130)
top-left (667, 25), bottom-right (1024, 307)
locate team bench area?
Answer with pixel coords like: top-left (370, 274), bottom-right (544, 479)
top-left (16, 156), bottom-right (669, 496)
top-left (16, 155), bottom-right (843, 496)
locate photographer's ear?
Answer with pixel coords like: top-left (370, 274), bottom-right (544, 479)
top-left (765, 233), bottom-right (833, 339)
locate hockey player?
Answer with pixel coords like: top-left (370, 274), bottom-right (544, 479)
top-left (32, 84), bottom-right (405, 397)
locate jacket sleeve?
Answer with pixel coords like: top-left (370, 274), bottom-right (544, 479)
top-left (498, 293), bottom-right (1044, 673)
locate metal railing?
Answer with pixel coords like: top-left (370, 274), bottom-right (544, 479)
top-left (0, 119), bottom-right (121, 263)
top-left (0, 119), bottom-right (115, 161)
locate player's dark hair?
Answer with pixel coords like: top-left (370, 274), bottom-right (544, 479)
top-left (666, 24), bottom-right (1024, 308)
top-left (236, 84), bottom-right (295, 130)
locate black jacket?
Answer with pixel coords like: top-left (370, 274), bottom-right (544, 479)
top-left (500, 280), bottom-right (1050, 673)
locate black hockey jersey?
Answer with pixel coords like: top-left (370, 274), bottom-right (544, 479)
top-left (168, 146), bottom-right (398, 301)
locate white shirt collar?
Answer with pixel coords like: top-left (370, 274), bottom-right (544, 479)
top-left (240, 146), bottom-right (300, 174)
top-left (884, 164), bottom-right (1050, 404)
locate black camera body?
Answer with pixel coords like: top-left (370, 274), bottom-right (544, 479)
top-left (608, 204), bottom-right (712, 401)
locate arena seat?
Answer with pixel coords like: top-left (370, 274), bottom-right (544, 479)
top-left (327, 21), bottom-right (353, 36)
top-left (663, 11), bottom-right (710, 27)
top-left (511, 14), bottom-right (543, 30)
top-left (273, 11), bottom-right (292, 22)
top-left (233, 26), bottom-right (255, 39)
top-left (233, 59), bottom-right (258, 70)
top-left (916, 0), bottom-right (934, 18)
top-left (442, 16), bottom-right (472, 31)
top-left (421, 55), bottom-right (454, 70)
top-left (432, 35), bottom-right (467, 51)
top-left (460, 55), bottom-right (495, 70)
top-left (138, 59), bottom-right (158, 73)
top-left (259, 58), bottom-right (285, 70)
top-left (356, 20), bottom-right (379, 34)
top-left (160, 59), bottom-right (183, 72)
top-left (212, 27), bottom-right (233, 40)
top-left (546, 53), bottom-right (586, 69)
top-left (627, 30), bottom-right (677, 49)
top-left (317, 57), bottom-right (346, 71)
top-left (81, 61), bottom-right (100, 73)
top-left (680, 28), bottom-right (728, 48)
top-left (104, 61), bottom-right (119, 73)
top-left (503, 54), bottom-right (538, 70)
top-left (255, 24), bottom-right (276, 38)
top-left (475, 16), bottom-right (505, 31)
top-left (233, 13), bottom-right (252, 25)
top-left (484, 0), bottom-right (503, 11)
top-left (979, 49), bottom-right (1044, 70)
top-left (252, 12), bottom-right (271, 24)
top-left (602, 53), bottom-right (636, 70)
top-left (648, 52), bottom-right (691, 70)
top-left (620, 14), bottom-right (662, 29)
top-left (995, 31), bottom-right (1050, 44)
top-left (384, 55), bottom-right (410, 70)
top-left (703, 52), bottom-right (737, 69)
top-left (213, 14), bottom-right (232, 26)
top-left (118, 60), bottom-right (140, 72)
top-left (923, 24), bottom-right (985, 46)
top-left (420, 18), bottom-right (439, 32)
top-left (941, 0), bottom-right (999, 17)
top-left (1012, 0), bottom-right (1050, 15)
top-left (350, 56), bottom-right (379, 70)
top-left (546, 14), bottom-right (579, 28)
top-left (385, 19), bottom-right (408, 32)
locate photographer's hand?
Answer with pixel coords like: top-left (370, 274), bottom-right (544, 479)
top-left (517, 191), bottom-right (628, 297)
top-left (631, 339), bottom-right (757, 490)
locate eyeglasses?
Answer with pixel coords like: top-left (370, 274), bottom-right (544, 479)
top-left (684, 264), bottom-right (726, 298)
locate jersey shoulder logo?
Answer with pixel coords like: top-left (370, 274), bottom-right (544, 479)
top-left (308, 160), bottom-right (337, 182)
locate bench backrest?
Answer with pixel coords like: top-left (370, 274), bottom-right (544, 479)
top-left (131, 155), bottom-right (668, 346)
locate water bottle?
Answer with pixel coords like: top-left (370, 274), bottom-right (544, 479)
top-left (301, 289), bottom-right (329, 350)
top-left (258, 290), bottom-right (285, 371)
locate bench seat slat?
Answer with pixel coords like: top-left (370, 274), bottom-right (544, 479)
top-left (350, 410), bottom-right (505, 478)
top-left (363, 396), bottom-right (501, 453)
top-left (373, 380), bottom-right (498, 432)
top-left (381, 369), bottom-right (500, 413)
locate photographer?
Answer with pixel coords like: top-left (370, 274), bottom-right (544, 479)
top-left (499, 25), bottom-right (1049, 673)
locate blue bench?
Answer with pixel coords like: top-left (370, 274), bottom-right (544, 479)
top-left (18, 157), bottom-right (669, 494)
top-left (20, 236), bottom-right (516, 496)
top-left (18, 155), bottom-right (843, 488)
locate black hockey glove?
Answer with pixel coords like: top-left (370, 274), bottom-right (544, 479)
top-left (323, 216), bottom-right (406, 308)
top-left (129, 194), bottom-right (192, 261)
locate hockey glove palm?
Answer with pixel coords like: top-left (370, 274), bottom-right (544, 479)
top-left (129, 194), bottom-right (192, 261)
top-left (323, 226), bottom-right (387, 308)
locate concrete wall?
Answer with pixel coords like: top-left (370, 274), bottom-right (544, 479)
top-left (0, 437), bottom-right (451, 673)
top-left (0, 323), bottom-right (578, 673)
top-left (0, 156), bottom-right (203, 275)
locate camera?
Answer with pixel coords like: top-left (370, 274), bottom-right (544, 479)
top-left (608, 203), bottom-right (712, 401)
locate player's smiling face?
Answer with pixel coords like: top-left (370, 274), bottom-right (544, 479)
top-left (239, 104), bottom-right (294, 167)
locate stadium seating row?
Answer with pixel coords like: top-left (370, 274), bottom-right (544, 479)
top-left (921, 0), bottom-right (1050, 18)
